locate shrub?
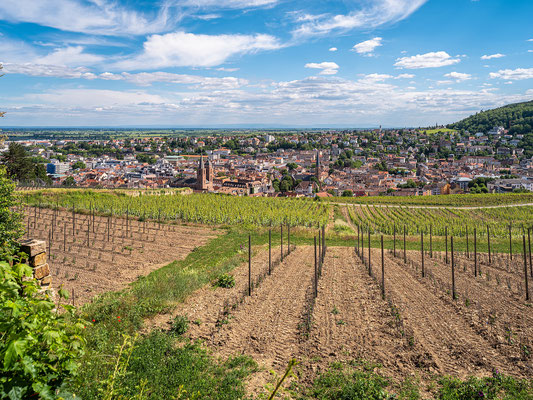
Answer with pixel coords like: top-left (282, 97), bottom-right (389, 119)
top-left (171, 315), bottom-right (189, 335)
top-left (214, 273), bottom-right (236, 289)
top-left (0, 255), bottom-right (87, 399)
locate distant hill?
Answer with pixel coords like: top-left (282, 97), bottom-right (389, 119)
top-left (447, 100), bottom-right (533, 135)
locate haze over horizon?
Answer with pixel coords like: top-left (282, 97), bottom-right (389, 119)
top-left (0, 0), bottom-right (532, 127)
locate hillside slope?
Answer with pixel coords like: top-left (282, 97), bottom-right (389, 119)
top-left (447, 100), bottom-right (533, 135)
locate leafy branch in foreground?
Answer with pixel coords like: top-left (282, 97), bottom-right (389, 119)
top-left (0, 256), bottom-right (87, 399)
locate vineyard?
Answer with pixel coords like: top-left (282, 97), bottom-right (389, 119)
top-left (347, 204), bottom-right (533, 237)
top-left (329, 192), bottom-right (533, 206)
top-left (21, 189), bottom-right (330, 228)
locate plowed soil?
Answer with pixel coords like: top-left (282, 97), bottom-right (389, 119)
top-left (24, 207), bottom-right (219, 304)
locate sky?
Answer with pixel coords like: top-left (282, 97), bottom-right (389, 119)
top-left (0, 0), bottom-right (532, 127)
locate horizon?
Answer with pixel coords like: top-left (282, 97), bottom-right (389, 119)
top-left (0, 0), bottom-right (532, 127)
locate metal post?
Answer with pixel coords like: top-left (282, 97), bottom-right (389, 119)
top-left (474, 228), bottom-right (477, 277)
top-left (393, 224), bottom-right (396, 257)
top-left (430, 224), bottom-right (433, 258)
top-left (314, 236), bottom-right (318, 298)
top-left (281, 225), bottom-right (284, 262)
top-left (523, 235), bottom-right (529, 301)
top-left (487, 225), bottom-right (491, 264)
top-left (248, 234), bottom-right (252, 296)
top-left (527, 228), bottom-right (533, 278)
top-left (445, 226), bottom-right (448, 264)
top-left (381, 235), bottom-right (385, 298)
top-left (466, 226), bottom-right (469, 258)
top-left (285, 225), bottom-right (290, 254)
top-left (421, 232), bottom-right (425, 278)
top-left (403, 225), bottom-right (406, 264)
top-left (509, 224), bottom-right (513, 261)
top-left (368, 229), bottom-right (372, 276)
top-left (268, 229), bottom-right (272, 275)
top-left (451, 236), bottom-right (456, 299)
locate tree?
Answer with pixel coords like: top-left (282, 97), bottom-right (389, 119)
top-left (1, 143), bottom-right (34, 182)
top-left (0, 167), bottom-right (23, 251)
top-left (62, 176), bottom-right (76, 187)
top-left (72, 161), bottom-right (86, 170)
top-left (286, 162), bottom-right (298, 171)
top-left (342, 190), bottom-right (353, 197)
top-left (0, 64), bottom-right (4, 119)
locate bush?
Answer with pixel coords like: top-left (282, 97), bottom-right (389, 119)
top-left (171, 315), bottom-right (189, 335)
top-left (214, 274), bottom-right (236, 289)
top-left (0, 255), bottom-right (87, 399)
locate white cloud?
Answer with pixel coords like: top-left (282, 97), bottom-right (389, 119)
top-left (179, 0), bottom-right (278, 8)
top-left (0, 0), bottom-right (169, 36)
top-left (293, 0), bottom-right (427, 37)
top-left (114, 31), bottom-right (282, 69)
top-left (444, 71), bottom-right (472, 81)
top-left (394, 51), bottom-right (461, 69)
top-left (34, 46), bottom-right (103, 66)
top-left (528, 39), bottom-right (533, 42)
top-left (489, 68), bottom-right (533, 80)
top-left (395, 73), bottom-right (415, 79)
top-left (2, 62), bottom-right (96, 79)
top-left (305, 62), bottom-right (339, 75)
top-left (352, 37), bottom-right (382, 55)
top-left (358, 73), bottom-right (392, 83)
top-left (329, 47), bottom-right (338, 52)
top-left (481, 53), bottom-right (505, 60)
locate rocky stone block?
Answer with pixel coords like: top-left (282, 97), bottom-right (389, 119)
top-left (34, 263), bottom-right (50, 280)
top-left (20, 239), bottom-right (46, 257)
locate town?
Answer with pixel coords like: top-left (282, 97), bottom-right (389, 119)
top-left (3, 123), bottom-right (532, 197)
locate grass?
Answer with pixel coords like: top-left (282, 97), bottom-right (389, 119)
top-left (300, 360), bottom-right (533, 400)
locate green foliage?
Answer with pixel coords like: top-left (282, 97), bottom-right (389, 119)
top-left (62, 176), bottom-right (76, 187)
top-left (214, 273), bottom-right (236, 288)
top-left (438, 370), bottom-right (533, 399)
top-left (0, 256), bottom-right (87, 399)
top-left (306, 360), bottom-right (397, 399)
top-left (341, 190), bottom-right (353, 197)
top-left (74, 331), bottom-right (257, 399)
top-left (448, 100), bottom-right (533, 135)
top-left (0, 168), bottom-right (23, 252)
top-left (72, 161), bottom-right (86, 170)
top-left (171, 315), bottom-right (189, 336)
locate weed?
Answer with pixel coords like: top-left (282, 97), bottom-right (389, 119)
top-left (171, 315), bottom-right (189, 336)
top-left (331, 306), bottom-right (339, 315)
top-left (213, 273), bottom-right (236, 288)
top-left (336, 320), bottom-right (346, 326)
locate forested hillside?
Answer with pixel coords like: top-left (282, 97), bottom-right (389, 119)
top-left (448, 100), bottom-right (533, 135)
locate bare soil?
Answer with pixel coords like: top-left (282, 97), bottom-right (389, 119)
top-left (24, 207), bottom-right (219, 304)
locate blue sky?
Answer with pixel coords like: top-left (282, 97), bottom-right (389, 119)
top-left (0, 0), bottom-right (532, 127)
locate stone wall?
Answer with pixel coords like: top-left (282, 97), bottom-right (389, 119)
top-left (20, 239), bottom-right (52, 288)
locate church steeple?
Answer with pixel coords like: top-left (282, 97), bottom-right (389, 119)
top-left (197, 155), bottom-right (207, 190)
top-left (315, 149), bottom-right (321, 180)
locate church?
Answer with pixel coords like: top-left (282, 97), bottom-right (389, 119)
top-left (172, 155), bottom-right (214, 192)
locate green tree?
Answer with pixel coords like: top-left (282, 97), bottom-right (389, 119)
top-left (342, 190), bottom-right (353, 197)
top-left (1, 143), bottom-right (34, 182)
top-left (0, 167), bottom-right (23, 251)
top-left (62, 176), bottom-right (76, 187)
top-left (72, 161), bottom-right (86, 170)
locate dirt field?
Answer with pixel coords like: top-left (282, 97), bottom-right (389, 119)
top-left (23, 207), bottom-right (220, 304)
top-left (159, 241), bottom-right (532, 397)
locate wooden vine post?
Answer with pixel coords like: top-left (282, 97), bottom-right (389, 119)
top-left (466, 226), bottom-right (469, 258)
top-left (529, 227), bottom-right (532, 278)
top-left (509, 224), bottom-right (513, 261)
top-left (430, 224), bottom-right (433, 258)
top-left (287, 225), bottom-right (291, 255)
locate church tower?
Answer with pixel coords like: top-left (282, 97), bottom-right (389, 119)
top-left (197, 155), bottom-right (207, 190)
top-left (315, 149), bottom-right (321, 181)
top-left (206, 157), bottom-right (214, 182)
